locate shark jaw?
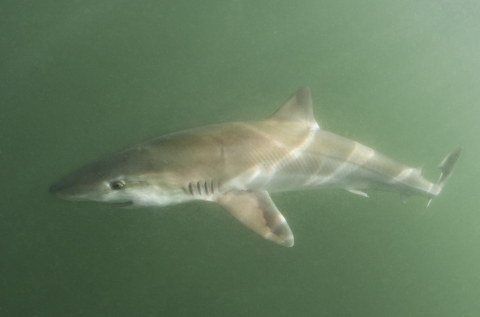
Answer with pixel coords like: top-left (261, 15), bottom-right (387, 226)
top-left (50, 87), bottom-right (461, 247)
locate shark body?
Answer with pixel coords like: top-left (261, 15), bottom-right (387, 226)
top-left (50, 87), bottom-right (461, 247)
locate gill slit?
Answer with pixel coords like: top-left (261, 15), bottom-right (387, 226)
top-left (185, 179), bottom-right (220, 198)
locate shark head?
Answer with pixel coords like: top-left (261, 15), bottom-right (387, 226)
top-left (49, 145), bottom-right (189, 207)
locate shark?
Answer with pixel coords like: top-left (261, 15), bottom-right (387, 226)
top-left (50, 87), bottom-right (461, 247)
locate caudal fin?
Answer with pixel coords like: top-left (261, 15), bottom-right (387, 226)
top-left (427, 147), bottom-right (462, 207)
top-left (437, 147), bottom-right (462, 189)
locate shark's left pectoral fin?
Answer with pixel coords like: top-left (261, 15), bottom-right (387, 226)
top-left (216, 190), bottom-right (294, 247)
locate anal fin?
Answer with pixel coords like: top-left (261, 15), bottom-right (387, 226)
top-left (347, 189), bottom-right (369, 198)
top-left (216, 190), bottom-right (294, 247)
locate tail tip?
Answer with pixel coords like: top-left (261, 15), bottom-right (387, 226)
top-left (438, 147), bottom-right (462, 171)
top-left (437, 146), bottom-right (462, 188)
top-left (427, 147), bottom-right (461, 208)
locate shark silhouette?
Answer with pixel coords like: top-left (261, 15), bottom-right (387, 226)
top-left (50, 87), bottom-right (461, 246)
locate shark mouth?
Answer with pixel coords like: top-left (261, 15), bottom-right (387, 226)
top-left (112, 201), bottom-right (134, 208)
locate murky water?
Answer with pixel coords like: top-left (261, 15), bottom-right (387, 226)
top-left (1, 1), bottom-right (479, 316)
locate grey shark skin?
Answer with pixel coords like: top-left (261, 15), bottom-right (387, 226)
top-left (50, 87), bottom-right (461, 247)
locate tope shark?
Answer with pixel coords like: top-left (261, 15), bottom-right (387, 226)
top-left (50, 87), bottom-right (461, 247)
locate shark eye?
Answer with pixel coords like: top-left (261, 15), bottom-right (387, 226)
top-left (110, 180), bottom-right (126, 190)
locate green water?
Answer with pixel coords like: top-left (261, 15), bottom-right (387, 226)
top-left (2, 1), bottom-right (480, 316)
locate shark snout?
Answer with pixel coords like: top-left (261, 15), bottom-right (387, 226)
top-left (49, 182), bottom-right (62, 196)
top-left (49, 180), bottom-right (78, 200)
top-left (49, 176), bottom-right (93, 201)
top-left (49, 181), bottom-right (72, 198)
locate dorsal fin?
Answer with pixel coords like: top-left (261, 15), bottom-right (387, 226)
top-left (268, 87), bottom-right (319, 130)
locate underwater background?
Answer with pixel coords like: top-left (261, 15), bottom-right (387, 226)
top-left (1, 0), bottom-right (479, 316)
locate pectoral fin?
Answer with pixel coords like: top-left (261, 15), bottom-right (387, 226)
top-left (216, 190), bottom-right (294, 247)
